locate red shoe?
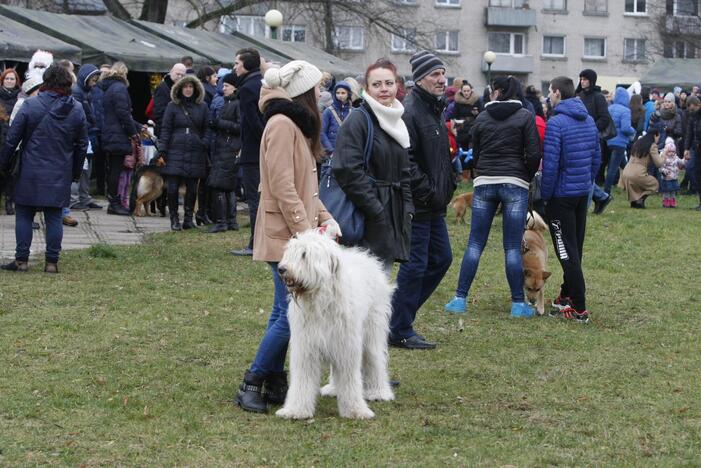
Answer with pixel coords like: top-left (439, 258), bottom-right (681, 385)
top-left (671, 198), bottom-right (677, 208)
top-left (551, 306), bottom-right (590, 323)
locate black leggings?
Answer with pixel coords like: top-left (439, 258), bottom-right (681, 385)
top-left (106, 153), bottom-right (125, 199)
top-left (167, 176), bottom-right (198, 217)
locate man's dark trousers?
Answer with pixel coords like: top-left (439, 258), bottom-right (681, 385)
top-left (241, 164), bottom-right (260, 249)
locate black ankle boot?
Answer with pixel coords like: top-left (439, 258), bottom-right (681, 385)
top-left (236, 370), bottom-right (267, 413)
top-left (264, 371), bottom-right (288, 405)
top-left (182, 216), bottom-right (195, 230)
top-left (195, 211), bottom-right (213, 226)
top-left (107, 196), bottom-right (130, 216)
top-left (170, 214), bottom-right (182, 231)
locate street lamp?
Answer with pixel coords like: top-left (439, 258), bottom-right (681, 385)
top-left (265, 9), bottom-right (283, 40)
top-left (483, 50), bottom-right (497, 87)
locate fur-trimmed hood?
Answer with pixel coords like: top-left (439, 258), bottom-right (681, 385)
top-left (170, 75), bottom-right (205, 105)
top-left (454, 90), bottom-right (479, 106)
top-left (259, 87), bottom-right (315, 138)
top-left (98, 70), bottom-right (128, 89)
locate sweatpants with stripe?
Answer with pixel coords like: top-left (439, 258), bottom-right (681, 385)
top-left (545, 195), bottom-right (588, 312)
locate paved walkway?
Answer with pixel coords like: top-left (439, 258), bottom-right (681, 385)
top-left (0, 201), bottom-right (173, 260)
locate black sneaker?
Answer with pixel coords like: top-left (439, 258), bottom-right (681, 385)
top-left (388, 334), bottom-right (437, 350)
top-left (551, 306), bottom-right (590, 324)
top-left (593, 194), bottom-right (613, 215)
top-left (549, 295), bottom-right (572, 316)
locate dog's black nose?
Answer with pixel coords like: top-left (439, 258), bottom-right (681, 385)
top-left (278, 266), bottom-right (287, 276)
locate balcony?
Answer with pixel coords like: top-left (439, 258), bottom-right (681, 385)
top-left (486, 6), bottom-right (537, 27)
top-left (665, 15), bottom-right (701, 36)
top-left (481, 54), bottom-right (534, 74)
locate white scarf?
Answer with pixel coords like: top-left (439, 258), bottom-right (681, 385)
top-left (362, 92), bottom-right (411, 149)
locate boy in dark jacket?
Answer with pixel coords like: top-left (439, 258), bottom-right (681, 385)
top-left (542, 76), bottom-right (601, 324)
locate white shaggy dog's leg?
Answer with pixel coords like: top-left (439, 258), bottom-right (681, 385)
top-left (320, 367), bottom-right (337, 397)
top-left (275, 332), bottom-right (320, 420)
top-left (362, 312), bottom-right (394, 402)
top-left (333, 341), bottom-right (375, 419)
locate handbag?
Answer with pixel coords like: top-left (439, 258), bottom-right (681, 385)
top-left (319, 106), bottom-right (373, 246)
top-left (600, 115), bottom-right (617, 141)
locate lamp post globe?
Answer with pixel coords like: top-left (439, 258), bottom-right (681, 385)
top-left (265, 9), bottom-right (283, 40)
top-left (483, 50), bottom-right (496, 88)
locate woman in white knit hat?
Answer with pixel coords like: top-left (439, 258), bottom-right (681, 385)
top-left (236, 60), bottom-right (341, 414)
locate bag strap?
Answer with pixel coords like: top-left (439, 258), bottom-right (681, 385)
top-left (329, 107), bottom-right (343, 127)
top-left (357, 106), bottom-right (374, 170)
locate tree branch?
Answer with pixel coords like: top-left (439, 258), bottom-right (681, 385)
top-left (102, 0), bottom-right (132, 20)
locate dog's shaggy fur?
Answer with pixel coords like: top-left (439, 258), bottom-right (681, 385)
top-left (276, 231), bottom-right (395, 420)
top-left (523, 211), bottom-right (551, 315)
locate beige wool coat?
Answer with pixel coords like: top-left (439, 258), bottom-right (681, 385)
top-left (252, 87), bottom-right (332, 262)
top-left (619, 143), bottom-right (664, 202)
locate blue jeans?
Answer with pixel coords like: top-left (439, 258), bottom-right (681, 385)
top-left (251, 262), bottom-right (290, 376)
top-left (15, 205), bottom-right (63, 263)
top-left (588, 184), bottom-right (609, 208)
top-left (455, 184), bottom-right (528, 303)
top-left (390, 217), bottom-right (452, 339)
top-left (604, 146), bottom-right (626, 193)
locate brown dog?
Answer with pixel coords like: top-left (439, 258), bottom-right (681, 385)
top-left (134, 168), bottom-right (165, 216)
top-left (451, 192), bottom-right (473, 223)
top-left (522, 211), bottom-right (551, 316)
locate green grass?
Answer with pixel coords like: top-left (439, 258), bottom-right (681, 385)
top-left (1, 187), bottom-right (700, 466)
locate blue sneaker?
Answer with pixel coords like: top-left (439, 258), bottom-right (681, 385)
top-left (445, 296), bottom-right (467, 314)
top-left (511, 302), bottom-right (535, 318)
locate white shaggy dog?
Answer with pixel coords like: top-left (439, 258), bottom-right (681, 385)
top-left (275, 230), bottom-right (395, 420)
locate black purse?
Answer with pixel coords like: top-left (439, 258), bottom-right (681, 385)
top-left (319, 107), bottom-right (373, 246)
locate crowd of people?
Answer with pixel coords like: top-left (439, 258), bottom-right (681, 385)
top-left (1, 45), bottom-right (700, 415)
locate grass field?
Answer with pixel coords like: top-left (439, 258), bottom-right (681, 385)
top-left (1, 187), bottom-right (700, 466)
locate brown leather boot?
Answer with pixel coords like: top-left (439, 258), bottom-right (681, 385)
top-left (1, 260), bottom-right (28, 272)
top-left (44, 262), bottom-right (59, 274)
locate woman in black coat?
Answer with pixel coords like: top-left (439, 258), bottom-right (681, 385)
top-left (206, 73), bottom-right (241, 233)
top-left (333, 59), bottom-right (413, 268)
top-left (98, 62), bottom-right (140, 216)
top-left (158, 75), bottom-right (209, 230)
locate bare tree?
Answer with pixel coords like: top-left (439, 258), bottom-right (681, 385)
top-left (645, 1), bottom-right (701, 59)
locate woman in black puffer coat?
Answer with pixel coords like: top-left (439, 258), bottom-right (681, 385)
top-left (158, 75), bottom-right (209, 230)
top-left (206, 73), bottom-right (241, 233)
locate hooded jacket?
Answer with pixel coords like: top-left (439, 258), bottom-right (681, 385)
top-left (576, 69), bottom-right (611, 133)
top-left (471, 100), bottom-right (541, 183)
top-left (207, 93), bottom-right (241, 191)
top-left (158, 75), bottom-right (209, 179)
top-left (541, 97), bottom-right (601, 200)
top-left (71, 64), bottom-right (100, 138)
top-left (402, 85), bottom-right (456, 220)
top-left (98, 72), bottom-right (138, 155)
top-left (0, 86), bottom-right (19, 116)
top-left (320, 81), bottom-right (353, 154)
top-left (606, 87), bottom-right (636, 148)
top-left (0, 91), bottom-right (88, 207)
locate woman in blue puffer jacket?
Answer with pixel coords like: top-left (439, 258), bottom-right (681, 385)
top-left (320, 81), bottom-right (352, 156)
top-left (0, 65), bottom-right (88, 273)
top-left (604, 87), bottom-right (635, 193)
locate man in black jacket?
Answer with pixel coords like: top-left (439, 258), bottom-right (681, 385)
top-left (389, 51), bottom-right (456, 350)
top-left (230, 48), bottom-right (265, 256)
top-left (576, 68), bottom-right (612, 214)
top-left (684, 96), bottom-right (701, 210)
top-left (153, 63), bottom-right (186, 137)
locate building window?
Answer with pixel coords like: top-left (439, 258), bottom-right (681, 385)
top-left (665, 40), bottom-right (697, 58)
top-left (436, 0), bottom-right (460, 6)
top-left (391, 28), bottom-right (416, 53)
top-left (584, 0), bottom-right (607, 13)
top-left (394, 0), bottom-right (417, 4)
top-left (223, 15), bottom-right (266, 37)
top-left (672, 0), bottom-right (699, 15)
top-left (435, 31), bottom-right (459, 53)
top-left (624, 38), bottom-right (646, 61)
top-left (544, 0), bottom-right (566, 10)
top-left (282, 25), bottom-right (306, 43)
top-left (334, 26), bottom-right (364, 50)
top-left (487, 32), bottom-right (526, 55)
top-left (488, 31), bottom-right (525, 55)
top-left (543, 35), bottom-right (565, 56)
top-left (625, 0), bottom-right (646, 14)
top-left (489, 0), bottom-right (526, 7)
top-left (583, 37), bottom-right (606, 58)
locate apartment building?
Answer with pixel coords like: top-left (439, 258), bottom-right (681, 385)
top-left (167, 0), bottom-right (700, 91)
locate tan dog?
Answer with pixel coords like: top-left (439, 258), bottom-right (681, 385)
top-left (134, 168), bottom-right (164, 216)
top-left (451, 192), bottom-right (473, 223)
top-left (522, 211), bottom-right (551, 315)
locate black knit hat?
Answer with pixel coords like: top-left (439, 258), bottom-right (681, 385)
top-left (410, 51), bottom-right (446, 82)
top-left (222, 73), bottom-right (239, 87)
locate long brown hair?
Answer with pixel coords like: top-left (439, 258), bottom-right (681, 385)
top-left (292, 87), bottom-right (323, 160)
top-left (630, 94), bottom-right (644, 126)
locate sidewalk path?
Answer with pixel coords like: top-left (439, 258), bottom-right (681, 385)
top-left (0, 207), bottom-right (172, 260)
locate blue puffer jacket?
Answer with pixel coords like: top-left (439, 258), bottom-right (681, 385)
top-left (72, 64), bottom-right (100, 141)
top-left (606, 87), bottom-right (635, 148)
top-left (0, 92), bottom-right (88, 207)
top-left (541, 97), bottom-right (601, 200)
top-left (99, 75), bottom-right (137, 155)
top-left (320, 98), bottom-right (352, 154)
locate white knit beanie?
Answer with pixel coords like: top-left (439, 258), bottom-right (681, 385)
top-left (263, 60), bottom-right (322, 98)
top-left (664, 92), bottom-right (675, 103)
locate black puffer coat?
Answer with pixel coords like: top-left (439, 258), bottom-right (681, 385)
top-left (152, 75), bottom-right (174, 137)
top-left (207, 94), bottom-right (241, 191)
top-left (333, 102), bottom-right (413, 263)
top-left (158, 75), bottom-right (208, 179)
top-left (402, 85), bottom-right (456, 220)
top-left (237, 70), bottom-right (265, 165)
top-left (98, 74), bottom-right (137, 156)
top-left (0, 87), bottom-right (19, 116)
top-left (471, 100), bottom-right (541, 182)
